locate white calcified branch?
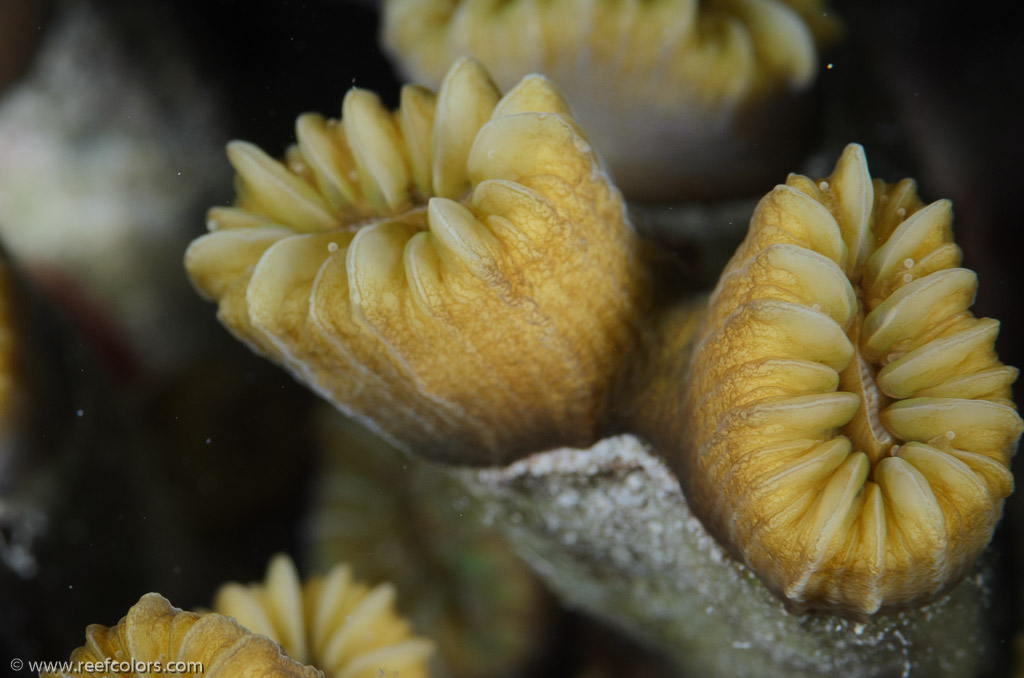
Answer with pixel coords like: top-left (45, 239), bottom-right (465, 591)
top-left (457, 435), bottom-right (997, 678)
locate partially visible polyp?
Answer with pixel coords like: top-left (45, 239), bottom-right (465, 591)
top-left (382, 0), bottom-right (841, 201)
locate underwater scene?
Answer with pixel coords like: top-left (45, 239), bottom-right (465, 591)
top-left (0, 0), bottom-right (1022, 676)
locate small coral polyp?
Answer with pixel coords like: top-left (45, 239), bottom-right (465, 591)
top-left (213, 554), bottom-right (433, 678)
top-left (185, 58), bottom-right (648, 465)
top-left (678, 144), bottom-right (1021, 616)
top-left (41, 593), bottom-right (318, 678)
top-left (43, 558), bottom-right (430, 678)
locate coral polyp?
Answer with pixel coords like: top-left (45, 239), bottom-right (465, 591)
top-left (185, 57), bottom-right (648, 465)
top-left (213, 554), bottom-right (433, 678)
top-left (41, 593), bottom-right (319, 678)
top-left (673, 143), bottom-right (1021, 615)
top-left (382, 0), bottom-right (841, 201)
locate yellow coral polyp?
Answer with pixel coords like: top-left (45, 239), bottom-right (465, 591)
top-left (213, 554), bottom-right (433, 678)
top-left (675, 143), bottom-right (1021, 615)
top-left (382, 0), bottom-right (841, 200)
top-left (385, 0), bottom-right (829, 101)
top-left (41, 593), bottom-right (319, 678)
top-left (184, 58), bottom-right (648, 465)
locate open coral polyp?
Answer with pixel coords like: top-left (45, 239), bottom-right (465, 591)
top-left (185, 58), bottom-right (648, 465)
top-left (213, 554), bottom-right (433, 678)
top-left (675, 144), bottom-right (1021, 615)
top-left (41, 593), bottom-right (318, 678)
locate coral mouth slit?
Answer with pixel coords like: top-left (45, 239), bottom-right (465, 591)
top-left (678, 143), bottom-right (1021, 617)
top-left (838, 320), bottom-right (894, 470)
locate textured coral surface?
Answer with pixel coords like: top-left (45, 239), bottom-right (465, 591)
top-left (674, 144), bottom-right (1020, 615)
top-left (185, 58), bottom-right (648, 465)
